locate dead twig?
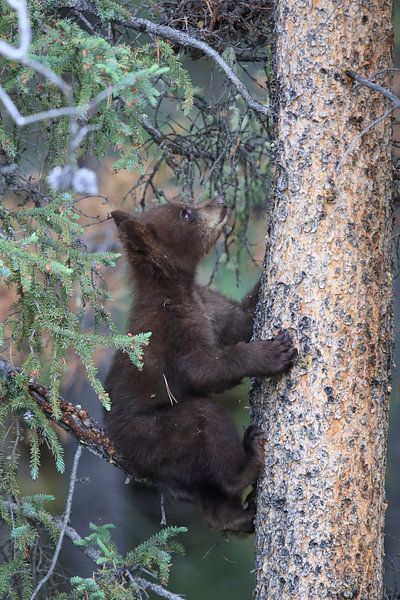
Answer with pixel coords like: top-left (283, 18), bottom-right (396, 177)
top-left (346, 70), bottom-right (400, 109)
top-left (336, 106), bottom-right (394, 173)
top-left (30, 444), bottom-right (83, 600)
top-left (336, 70), bottom-right (397, 173)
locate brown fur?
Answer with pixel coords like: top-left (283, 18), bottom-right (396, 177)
top-left (104, 199), bottom-right (296, 535)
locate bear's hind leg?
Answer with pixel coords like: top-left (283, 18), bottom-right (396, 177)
top-left (208, 422), bottom-right (265, 498)
top-left (199, 488), bottom-right (256, 536)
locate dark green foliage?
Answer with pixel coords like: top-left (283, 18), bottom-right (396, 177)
top-left (0, 0), bottom-right (193, 171)
top-left (127, 526), bottom-right (187, 585)
top-left (1, 191), bottom-right (151, 461)
top-left (70, 577), bottom-right (106, 600)
top-left (0, 494), bottom-right (59, 599)
top-left (71, 522), bottom-right (187, 595)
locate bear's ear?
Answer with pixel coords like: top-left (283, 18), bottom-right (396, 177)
top-left (110, 210), bottom-right (159, 260)
top-left (111, 210), bottom-right (133, 228)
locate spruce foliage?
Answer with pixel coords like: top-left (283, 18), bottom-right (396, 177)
top-left (0, 0), bottom-right (194, 596)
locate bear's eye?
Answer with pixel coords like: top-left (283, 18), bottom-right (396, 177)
top-left (181, 208), bottom-right (193, 222)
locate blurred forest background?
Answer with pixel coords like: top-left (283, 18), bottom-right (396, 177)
top-left (1, 1), bottom-right (400, 599)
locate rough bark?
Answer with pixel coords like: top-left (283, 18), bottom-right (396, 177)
top-left (251, 1), bottom-right (393, 598)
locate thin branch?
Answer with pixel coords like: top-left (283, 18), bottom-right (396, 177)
top-left (0, 357), bottom-right (135, 480)
top-left (336, 70), bottom-right (397, 172)
top-left (30, 444), bottom-right (83, 600)
top-left (0, 67), bottom-right (160, 127)
top-left (122, 18), bottom-right (270, 117)
top-left (51, 0), bottom-right (271, 117)
top-left (4, 500), bottom-right (184, 600)
top-left (134, 576), bottom-right (184, 600)
top-left (160, 493), bottom-right (167, 526)
top-left (346, 70), bottom-right (400, 109)
top-left (0, 87), bottom-right (82, 126)
top-left (336, 106), bottom-right (394, 173)
top-left (140, 115), bottom-right (211, 160)
top-left (0, 0), bottom-right (31, 60)
top-left (0, 0), bottom-right (72, 107)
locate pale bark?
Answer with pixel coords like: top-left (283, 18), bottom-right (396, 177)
top-left (252, 1), bottom-right (393, 598)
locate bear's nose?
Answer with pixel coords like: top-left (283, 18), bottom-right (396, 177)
top-left (215, 195), bottom-right (227, 208)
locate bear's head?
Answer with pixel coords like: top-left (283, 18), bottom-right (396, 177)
top-left (111, 197), bottom-right (227, 280)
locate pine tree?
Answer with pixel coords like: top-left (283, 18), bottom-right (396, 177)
top-left (0, 0), bottom-right (272, 596)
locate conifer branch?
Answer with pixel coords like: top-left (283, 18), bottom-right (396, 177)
top-left (0, 61), bottom-right (162, 127)
top-left (0, 357), bottom-right (135, 481)
top-left (122, 18), bottom-right (271, 117)
top-left (0, 0), bottom-right (73, 115)
top-left (49, 0), bottom-right (271, 118)
top-left (4, 499), bottom-right (185, 600)
top-left (0, 0), bottom-right (165, 193)
top-left (0, 1), bottom-right (70, 95)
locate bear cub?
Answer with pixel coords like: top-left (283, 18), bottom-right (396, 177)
top-left (105, 197), bottom-right (296, 535)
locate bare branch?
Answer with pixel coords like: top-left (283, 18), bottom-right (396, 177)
top-left (336, 70), bottom-right (396, 172)
top-left (336, 106), bottom-right (394, 173)
top-left (0, 87), bottom-right (82, 126)
top-left (160, 493), bottom-right (167, 526)
top-left (123, 18), bottom-right (270, 117)
top-left (134, 576), bottom-right (184, 600)
top-left (140, 115), bottom-right (212, 161)
top-left (346, 70), bottom-right (400, 109)
top-left (30, 444), bottom-right (83, 600)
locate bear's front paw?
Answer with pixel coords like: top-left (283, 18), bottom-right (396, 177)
top-left (256, 330), bottom-right (297, 376)
top-left (243, 424), bottom-right (265, 448)
top-left (243, 424), bottom-right (266, 469)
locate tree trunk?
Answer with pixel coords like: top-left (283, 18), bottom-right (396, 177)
top-left (252, 1), bottom-right (393, 598)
